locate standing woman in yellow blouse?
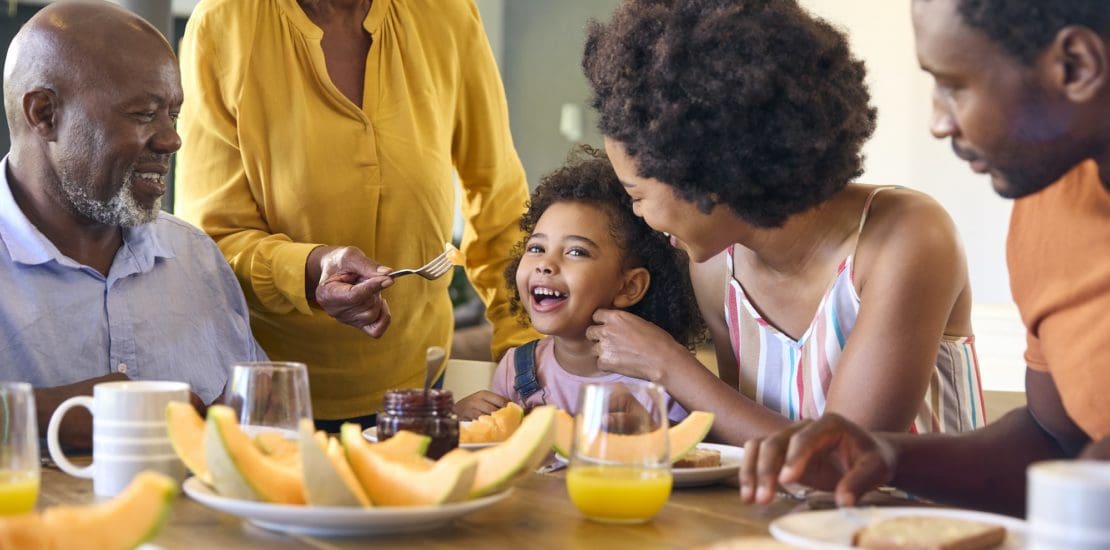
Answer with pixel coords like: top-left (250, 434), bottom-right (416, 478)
top-left (174, 0), bottom-right (538, 429)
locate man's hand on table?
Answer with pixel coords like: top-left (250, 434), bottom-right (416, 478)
top-left (308, 245), bottom-right (394, 338)
top-left (35, 373), bottom-right (128, 450)
top-left (35, 374), bottom-right (211, 452)
top-left (739, 413), bottom-right (897, 508)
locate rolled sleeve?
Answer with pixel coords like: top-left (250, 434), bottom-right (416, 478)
top-left (451, 2), bottom-right (541, 360)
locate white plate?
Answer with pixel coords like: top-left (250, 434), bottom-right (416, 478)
top-left (770, 506), bottom-right (1027, 549)
top-left (554, 443), bottom-right (743, 488)
top-left (362, 426), bottom-right (496, 450)
top-left (182, 477), bottom-right (510, 536)
top-left (672, 443), bottom-right (743, 488)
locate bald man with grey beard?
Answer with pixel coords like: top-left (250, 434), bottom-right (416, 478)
top-left (0, 0), bottom-right (265, 449)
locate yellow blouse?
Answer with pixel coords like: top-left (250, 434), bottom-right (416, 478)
top-left (175, 0), bottom-right (538, 419)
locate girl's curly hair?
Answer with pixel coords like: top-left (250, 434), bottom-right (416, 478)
top-left (505, 145), bottom-right (705, 349)
top-left (583, 0), bottom-right (877, 228)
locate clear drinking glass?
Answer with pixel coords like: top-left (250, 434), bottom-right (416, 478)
top-left (223, 362), bottom-right (312, 439)
top-left (0, 382), bottom-right (39, 515)
top-left (566, 380), bottom-right (672, 523)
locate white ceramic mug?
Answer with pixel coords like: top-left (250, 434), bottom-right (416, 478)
top-left (1027, 459), bottom-right (1110, 549)
top-left (47, 380), bottom-right (189, 496)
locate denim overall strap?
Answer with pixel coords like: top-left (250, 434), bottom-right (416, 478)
top-left (512, 339), bottom-right (542, 399)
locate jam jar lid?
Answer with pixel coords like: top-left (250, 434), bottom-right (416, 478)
top-left (381, 388), bottom-right (455, 414)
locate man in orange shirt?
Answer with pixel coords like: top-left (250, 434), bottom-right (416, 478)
top-left (738, 0), bottom-right (1109, 517)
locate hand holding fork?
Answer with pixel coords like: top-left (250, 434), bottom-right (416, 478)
top-left (309, 243), bottom-right (463, 338)
top-left (311, 246), bottom-right (394, 338)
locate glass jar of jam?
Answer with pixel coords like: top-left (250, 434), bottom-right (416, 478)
top-left (377, 389), bottom-right (459, 459)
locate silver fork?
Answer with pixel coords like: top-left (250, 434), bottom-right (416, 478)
top-left (388, 250), bottom-right (454, 280)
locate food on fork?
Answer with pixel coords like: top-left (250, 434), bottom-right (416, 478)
top-left (445, 242), bottom-right (466, 266)
top-left (673, 446), bottom-right (721, 469)
top-left (852, 516), bottom-right (1006, 549)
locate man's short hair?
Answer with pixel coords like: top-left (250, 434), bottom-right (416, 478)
top-left (954, 0), bottom-right (1110, 64)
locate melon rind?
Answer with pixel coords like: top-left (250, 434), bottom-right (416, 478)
top-left (42, 471), bottom-right (177, 550)
top-left (205, 405), bottom-right (305, 504)
top-left (340, 424), bottom-right (477, 506)
top-left (298, 418), bottom-right (371, 507)
top-left (165, 401), bottom-right (211, 485)
top-left (469, 405), bottom-right (556, 497)
top-left (553, 409), bottom-right (715, 463)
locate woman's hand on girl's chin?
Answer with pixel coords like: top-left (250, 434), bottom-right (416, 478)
top-left (586, 308), bottom-right (687, 383)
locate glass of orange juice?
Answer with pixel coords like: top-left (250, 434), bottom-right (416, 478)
top-left (0, 382), bottom-right (39, 515)
top-left (566, 380), bottom-right (671, 523)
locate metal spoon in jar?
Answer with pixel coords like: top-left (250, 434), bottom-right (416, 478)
top-left (424, 346), bottom-right (447, 395)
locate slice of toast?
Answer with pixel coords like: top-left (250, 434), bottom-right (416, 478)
top-left (674, 447), bottom-right (721, 468)
top-left (852, 515), bottom-right (1006, 549)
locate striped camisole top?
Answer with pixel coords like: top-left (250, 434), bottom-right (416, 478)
top-left (723, 187), bottom-right (986, 433)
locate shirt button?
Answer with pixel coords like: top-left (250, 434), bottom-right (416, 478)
top-left (117, 363), bottom-right (128, 374)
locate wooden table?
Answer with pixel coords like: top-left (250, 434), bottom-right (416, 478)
top-left (39, 457), bottom-right (811, 549)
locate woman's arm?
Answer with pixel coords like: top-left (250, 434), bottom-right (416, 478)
top-left (175, 13), bottom-right (320, 315)
top-left (590, 251), bottom-right (794, 445)
top-left (175, 11), bottom-right (391, 334)
top-left (823, 190), bottom-right (971, 431)
top-left (449, 3), bottom-right (540, 360)
top-left (589, 308), bottom-right (793, 444)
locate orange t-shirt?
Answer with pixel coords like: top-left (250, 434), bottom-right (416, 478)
top-left (1007, 159), bottom-right (1110, 440)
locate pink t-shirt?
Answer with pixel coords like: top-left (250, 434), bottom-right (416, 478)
top-left (491, 338), bottom-right (688, 422)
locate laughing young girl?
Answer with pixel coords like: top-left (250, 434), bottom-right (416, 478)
top-left (454, 146), bottom-right (704, 421)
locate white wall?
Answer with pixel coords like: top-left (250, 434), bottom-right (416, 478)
top-left (800, 0), bottom-right (1012, 302)
top-left (799, 0), bottom-right (1024, 388)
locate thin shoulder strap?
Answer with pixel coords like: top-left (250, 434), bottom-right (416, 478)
top-left (851, 186), bottom-right (900, 256)
top-left (725, 244), bottom-right (737, 278)
top-left (512, 339), bottom-right (542, 399)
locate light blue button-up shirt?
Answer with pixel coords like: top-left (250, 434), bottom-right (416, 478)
top-left (0, 158), bottom-right (265, 403)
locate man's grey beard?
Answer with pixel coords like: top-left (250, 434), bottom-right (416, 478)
top-left (57, 166), bottom-right (161, 227)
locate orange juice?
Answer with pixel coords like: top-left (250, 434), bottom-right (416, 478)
top-left (0, 469), bottom-right (39, 515)
top-left (566, 465), bottom-right (671, 523)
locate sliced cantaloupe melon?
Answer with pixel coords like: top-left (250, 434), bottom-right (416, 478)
top-left (254, 431), bottom-right (300, 468)
top-left (204, 405), bottom-right (305, 504)
top-left (521, 409), bottom-right (559, 474)
top-left (469, 405), bottom-right (556, 497)
top-left (664, 411), bottom-right (715, 462)
top-left (460, 402), bottom-right (525, 444)
top-left (0, 514), bottom-right (50, 549)
top-left (553, 408), bottom-right (574, 457)
top-left (166, 401), bottom-right (210, 485)
top-left (461, 418), bottom-right (495, 443)
top-left (366, 428), bottom-right (432, 459)
top-left (340, 424), bottom-right (478, 506)
top-left (553, 410), bottom-right (714, 463)
top-left (0, 471), bottom-right (177, 550)
top-left (297, 418), bottom-right (371, 507)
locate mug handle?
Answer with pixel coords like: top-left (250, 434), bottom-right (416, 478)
top-left (46, 395), bottom-right (95, 479)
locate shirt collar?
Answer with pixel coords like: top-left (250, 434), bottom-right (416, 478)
top-left (0, 155), bottom-right (175, 271)
top-left (278, 0), bottom-right (392, 38)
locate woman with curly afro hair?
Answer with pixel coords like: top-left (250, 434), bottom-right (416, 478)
top-left (581, 0), bottom-right (985, 445)
top-left (453, 145), bottom-right (704, 420)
